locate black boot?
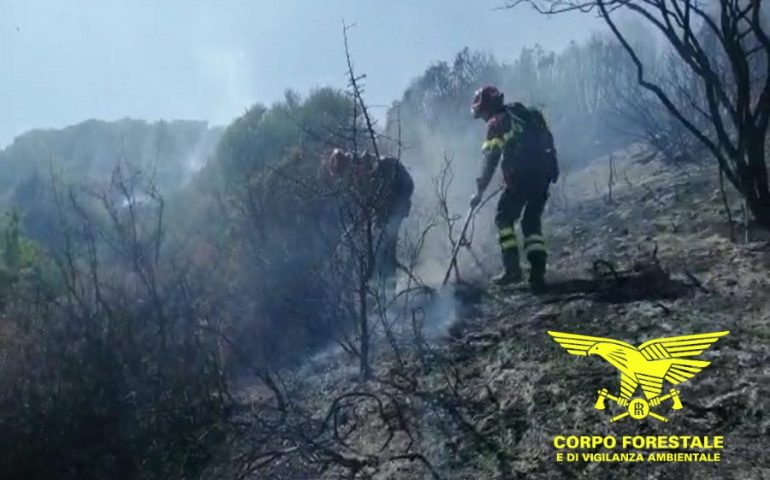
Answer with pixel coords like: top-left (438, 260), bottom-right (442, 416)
top-left (528, 252), bottom-right (547, 294)
top-left (493, 248), bottom-right (523, 286)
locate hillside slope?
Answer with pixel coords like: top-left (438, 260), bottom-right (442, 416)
top-left (422, 149), bottom-right (770, 479)
top-left (0, 118), bottom-right (223, 244)
top-left (0, 118), bottom-right (222, 196)
top-left (214, 147), bottom-right (770, 480)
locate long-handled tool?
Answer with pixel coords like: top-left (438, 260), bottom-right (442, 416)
top-left (441, 187), bottom-right (503, 286)
top-left (442, 206), bottom-right (476, 286)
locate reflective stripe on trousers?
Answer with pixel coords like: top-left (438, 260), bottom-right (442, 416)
top-left (498, 226), bottom-right (517, 251)
top-left (524, 234), bottom-right (546, 255)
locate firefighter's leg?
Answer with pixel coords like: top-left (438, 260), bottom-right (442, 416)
top-left (522, 187), bottom-right (548, 293)
top-left (377, 215), bottom-right (402, 302)
top-left (493, 188), bottom-right (525, 285)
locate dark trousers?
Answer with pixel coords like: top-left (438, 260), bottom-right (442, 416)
top-left (375, 197), bottom-right (410, 279)
top-left (377, 216), bottom-right (402, 279)
top-left (374, 213), bottom-right (406, 300)
top-left (495, 178), bottom-right (549, 258)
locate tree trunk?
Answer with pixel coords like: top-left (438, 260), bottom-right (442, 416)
top-left (742, 142), bottom-right (770, 227)
top-left (358, 283), bottom-right (371, 381)
top-left (746, 193), bottom-right (770, 227)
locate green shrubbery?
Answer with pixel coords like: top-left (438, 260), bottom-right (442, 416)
top-left (0, 179), bottom-right (228, 479)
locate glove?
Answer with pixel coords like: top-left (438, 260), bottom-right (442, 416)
top-left (469, 191), bottom-right (482, 209)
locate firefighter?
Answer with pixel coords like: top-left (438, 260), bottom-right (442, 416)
top-left (324, 149), bottom-right (414, 298)
top-left (469, 86), bottom-right (559, 292)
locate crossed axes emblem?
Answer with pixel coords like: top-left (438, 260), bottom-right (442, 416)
top-left (594, 387), bottom-right (683, 422)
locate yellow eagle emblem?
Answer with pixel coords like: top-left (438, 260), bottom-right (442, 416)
top-left (548, 330), bottom-right (729, 422)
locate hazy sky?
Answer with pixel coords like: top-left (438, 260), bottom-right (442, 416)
top-left (1, 0), bottom-right (601, 147)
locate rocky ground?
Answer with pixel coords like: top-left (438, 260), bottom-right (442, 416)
top-left (210, 147), bottom-right (770, 479)
top-left (427, 148), bottom-right (770, 479)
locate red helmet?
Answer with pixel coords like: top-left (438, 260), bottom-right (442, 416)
top-left (471, 86), bottom-right (504, 119)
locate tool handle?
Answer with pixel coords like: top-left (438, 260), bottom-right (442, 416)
top-left (440, 186), bottom-right (502, 286)
top-left (656, 392), bottom-right (673, 403)
top-left (442, 207), bottom-right (475, 286)
top-left (651, 388), bottom-right (678, 406)
top-left (648, 411), bottom-right (669, 422)
top-left (605, 392), bottom-right (623, 403)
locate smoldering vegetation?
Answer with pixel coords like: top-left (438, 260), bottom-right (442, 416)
top-left (385, 36), bottom-right (705, 283)
top-left (0, 6), bottom-right (767, 478)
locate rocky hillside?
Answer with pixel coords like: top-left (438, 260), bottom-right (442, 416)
top-left (212, 146), bottom-right (770, 480)
top-left (430, 147), bottom-right (770, 479)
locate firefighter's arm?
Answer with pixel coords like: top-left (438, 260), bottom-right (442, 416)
top-left (470, 145), bottom-right (501, 208)
top-left (473, 116), bottom-right (508, 201)
top-left (476, 146), bottom-right (502, 194)
top-left (538, 114), bottom-right (558, 183)
top-left (397, 165), bottom-right (414, 217)
top-left (550, 152), bottom-right (559, 183)
top-left (546, 142), bottom-right (559, 184)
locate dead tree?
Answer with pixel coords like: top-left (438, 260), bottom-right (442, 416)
top-left (342, 21), bottom-right (378, 381)
top-left (338, 21), bottom-right (416, 380)
top-left (506, 0), bottom-right (770, 225)
top-left (719, 162), bottom-right (736, 240)
top-left (432, 155), bottom-right (463, 283)
top-left (607, 153), bottom-right (616, 204)
top-left (599, 39), bottom-right (702, 163)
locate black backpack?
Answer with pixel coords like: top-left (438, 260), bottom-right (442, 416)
top-left (505, 103), bottom-right (558, 182)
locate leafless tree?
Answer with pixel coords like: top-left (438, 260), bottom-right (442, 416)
top-left (599, 39), bottom-right (702, 162)
top-left (504, 0), bottom-right (770, 225)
